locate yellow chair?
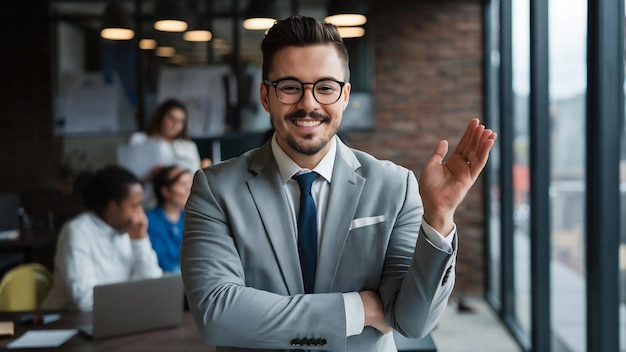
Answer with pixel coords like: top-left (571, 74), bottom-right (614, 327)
top-left (0, 262), bottom-right (53, 311)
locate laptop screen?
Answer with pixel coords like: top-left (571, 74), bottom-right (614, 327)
top-left (89, 274), bottom-right (184, 339)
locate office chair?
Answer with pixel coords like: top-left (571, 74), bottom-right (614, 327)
top-left (0, 262), bottom-right (53, 311)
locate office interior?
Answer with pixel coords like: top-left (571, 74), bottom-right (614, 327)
top-left (0, 0), bottom-right (625, 351)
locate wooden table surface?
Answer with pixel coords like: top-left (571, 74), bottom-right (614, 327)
top-left (0, 311), bottom-right (213, 352)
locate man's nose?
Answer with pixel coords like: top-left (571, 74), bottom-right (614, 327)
top-left (296, 85), bottom-right (319, 110)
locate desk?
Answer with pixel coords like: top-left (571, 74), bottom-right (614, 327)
top-left (0, 311), bottom-right (436, 351)
top-left (0, 311), bottom-right (212, 352)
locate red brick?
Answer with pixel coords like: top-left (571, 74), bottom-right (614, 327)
top-left (348, 0), bottom-right (486, 294)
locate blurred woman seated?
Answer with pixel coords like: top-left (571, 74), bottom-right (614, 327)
top-left (127, 99), bottom-right (210, 208)
top-left (145, 166), bottom-right (192, 273)
top-left (42, 166), bottom-right (162, 311)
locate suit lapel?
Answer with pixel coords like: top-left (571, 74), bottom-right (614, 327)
top-left (315, 141), bottom-right (364, 293)
top-left (247, 143), bottom-right (303, 295)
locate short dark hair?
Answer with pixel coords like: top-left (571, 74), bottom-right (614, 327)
top-left (261, 15), bottom-right (350, 82)
top-left (82, 166), bottom-right (141, 215)
top-left (152, 166), bottom-right (190, 206)
top-left (147, 98), bottom-right (189, 139)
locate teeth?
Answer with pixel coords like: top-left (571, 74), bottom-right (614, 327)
top-left (294, 120), bottom-right (321, 127)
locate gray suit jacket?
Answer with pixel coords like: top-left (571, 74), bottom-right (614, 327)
top-left (181, 139), bottom-right (457, 351)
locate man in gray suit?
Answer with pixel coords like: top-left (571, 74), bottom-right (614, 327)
top-left (181, 16), bottom-right (496, 351)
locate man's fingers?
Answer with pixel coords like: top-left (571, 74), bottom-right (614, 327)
top-left (462, 124), bottom-right (485, 159)
top-left (455, 118), bottom-right (480, 155)
top-left (468, 130), bottom-right (497, 177)
top-left (427, 140), bottom-right (449, 166)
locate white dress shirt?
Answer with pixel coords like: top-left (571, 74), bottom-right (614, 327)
top-left (41, 212), bottom-right (163, 311)
top-left (270, 134), bottom-right (455, 336)
top-left (129, 132), bottom-right (201, 173)
top-left (128, 132), bottom-right (202, 208)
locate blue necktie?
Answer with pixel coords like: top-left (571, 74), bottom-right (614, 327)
top-left (293, 172), bottom-right (318, 294)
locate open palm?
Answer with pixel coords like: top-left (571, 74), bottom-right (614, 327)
top-left (418, 118), bottom-right (497, 233)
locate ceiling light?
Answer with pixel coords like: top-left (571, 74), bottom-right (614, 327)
top-left (155, 20), bottom-right (188, 32)
top-left (154, 0), bottom-right (188, 32)
top-left (325, 14), bottom-right (367, 27)
top-left (101, 28), bottom-right (134, 40)
top-left (156, 46), bottom-right (176, 57)
top-left (325, 0), bottom-right (368, 27)
top-left (243, 0), bottom-right (277, 30)
top-left (184, 15), bottom-right (212, 42)
top-left (184, 30), bottom-right (212, 42)
top-left (139, 39), bottom-right (157, 50)
top-left (101, 2), bottom-right (134, 40)
top-left (243, 18), bottom-right (276, 30)
top-left (337, 26), bottom-right (365, 38)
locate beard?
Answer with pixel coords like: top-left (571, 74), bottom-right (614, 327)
top-left (286, 133), bottom-right (326, 155)
top-left (271, 109), bottom-right (338, 156)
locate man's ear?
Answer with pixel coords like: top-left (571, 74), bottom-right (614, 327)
top-left (342, 82), bottom-right (351, 111)
top-left (104, 199), bottom-right (118, 219)
top-left (260, 83), bottom-right (271, 112)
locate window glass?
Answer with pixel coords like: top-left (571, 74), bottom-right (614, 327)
top-left (548, 0), bottom-right (587, 349)
top-left (511, 0), bottom-right (531, 336)
top-left (621, 3), bottom-right (626, 349)
top-left (487, 0), bottom-right (502, 303)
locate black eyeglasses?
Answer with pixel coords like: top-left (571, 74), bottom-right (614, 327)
top-left (263, 78), bottom-right (346, 105)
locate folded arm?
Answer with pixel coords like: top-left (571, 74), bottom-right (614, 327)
top-left (378, 170), bottom-right (457, 338)
top-left (181, 170), bottom-right (348, 350)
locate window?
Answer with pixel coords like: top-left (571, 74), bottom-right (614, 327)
top-left (548, 0), bottom-right (587, 349)
top-left (486, 0), bottom-right (502, 305)
top-left (511, 0), bottom-right (531, 336)
top-left (621, 4), bottom-right (626, 348)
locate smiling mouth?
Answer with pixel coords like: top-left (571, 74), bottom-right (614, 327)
top-left (292, 119), bottom-right (323, 127)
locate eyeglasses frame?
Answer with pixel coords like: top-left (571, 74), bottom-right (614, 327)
top-left (263, 78), bottom-right (347, 105)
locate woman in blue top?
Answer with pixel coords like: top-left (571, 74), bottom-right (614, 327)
top-left (145, 166), bottom-right (193, 272)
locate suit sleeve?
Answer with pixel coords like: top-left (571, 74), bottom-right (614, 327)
top-left (181, 170), bottom-right (347, 350)
top-left (379, 170), bottom-right (457, 338)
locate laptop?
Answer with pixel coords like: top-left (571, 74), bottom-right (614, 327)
top-left (81, 273), bottom-right (184, 339)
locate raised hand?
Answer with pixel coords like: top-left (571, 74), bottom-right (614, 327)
top-left (127, 211), bottom-right (148, 240)
top-left (418, 118), bottom-right (497, 234)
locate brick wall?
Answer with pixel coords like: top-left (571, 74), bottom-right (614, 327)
top-left (0, 1), bottom-right (77, 226)
top-left (347, 0), bottom-right (485, 295)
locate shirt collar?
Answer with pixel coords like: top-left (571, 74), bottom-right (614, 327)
top-left (270, 133), bottom-right (336, 184)
top-left (87, 211), bottom-right (122, 237)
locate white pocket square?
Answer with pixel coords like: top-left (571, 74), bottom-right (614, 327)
top-left (349, 215), bottom-right (386, 231)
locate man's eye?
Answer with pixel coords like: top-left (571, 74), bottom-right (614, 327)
top-left (316, 86), bottom-right (335, 93)
top-left (280, 85), bottom-right (302, 94)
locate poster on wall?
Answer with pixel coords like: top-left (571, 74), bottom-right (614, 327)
top-left (157, 66), bottom-right (235, 137)
top-left (55, 72), bottom-right (135, 135)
